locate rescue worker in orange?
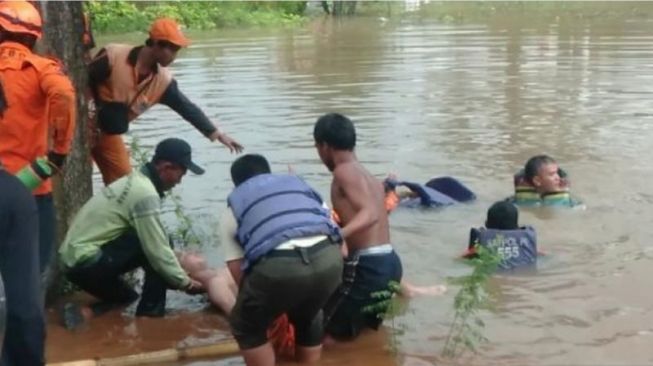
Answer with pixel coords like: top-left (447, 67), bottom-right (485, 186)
top-left (0, 0), bottom-right (76, 273)
top-left (88, 17), bottom-right (243, 185)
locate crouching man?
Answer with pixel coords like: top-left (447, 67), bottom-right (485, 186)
top-left (58, 138), bottom-right (204, 328)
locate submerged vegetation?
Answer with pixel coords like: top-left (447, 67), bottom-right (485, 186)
top-left (362, 280), bottom-right (404, 353)
top-left (442, 243), bottom-right (501, 358)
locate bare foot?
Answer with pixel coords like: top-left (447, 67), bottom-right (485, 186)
top-left (401, 283), bottom-right (447, 298)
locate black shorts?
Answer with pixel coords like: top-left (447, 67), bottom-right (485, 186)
top-left (229, 239), bottom-right (343, 350)
top-left (325, 246), bottom-right (403, 340)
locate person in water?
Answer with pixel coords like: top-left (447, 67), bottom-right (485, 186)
top-left (313, 113), bottom-right (403, 340)
top-left (382, 174), bottom-right (476, 212)
top-left (512, 155), bottom-right (575, 206)
top-left (465, 201), bottom-right (538, 270)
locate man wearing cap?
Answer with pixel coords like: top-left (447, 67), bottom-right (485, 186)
top-left (88, 17), bottom-right (243, 185)
top-left (58, 138), bottom-right (205, 327)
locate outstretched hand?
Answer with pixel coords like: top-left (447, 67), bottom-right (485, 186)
top-left (184, 279), bottom-right (206, 295)
top-left (209, 131), bottom-right (244, 153)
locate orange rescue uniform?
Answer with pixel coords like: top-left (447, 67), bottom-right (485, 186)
top-left (89, 44), bottom-right (175, 185)
top-left (0, 41), bottom-right (76, 195)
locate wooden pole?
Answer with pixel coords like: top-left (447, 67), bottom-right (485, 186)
top-left (47, 339), bottom-right (240, 366)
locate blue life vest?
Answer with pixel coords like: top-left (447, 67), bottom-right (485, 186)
top-left (471, 226), bottom-right (537, 270)
top-left (227, 174), bottom-right (342, 270)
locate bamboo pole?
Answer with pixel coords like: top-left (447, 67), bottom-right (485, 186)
top-left (47, 339), bottom-right (240, 366)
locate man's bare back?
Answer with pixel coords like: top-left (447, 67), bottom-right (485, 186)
top-left (331, 160), bottom-right (390, 252)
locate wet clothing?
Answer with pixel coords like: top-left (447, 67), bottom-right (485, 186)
top-left (59, 164), bottom-right (191, 290)
top-left (0, 170), bottom-right (45, 366)
top-left (229, 239), bottom-right (343, 349)
top-left (0, 41), bottom-right (76, 196)
top-left (383, 177), bottom-right (475, 212)
top-left (468, 226), bottom-right (537, 270)
top-left (325, 244), bottom-right (403, 340)
top-left (88, 45), bottom-right (216, 185)
top-left (384, 179), bottom-right (456, 209)
top-left (66, 230), bottom-right (171, 317)
top-left (227, 174), bottom-right (342, 271)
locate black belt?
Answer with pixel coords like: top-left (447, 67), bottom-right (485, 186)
top-left (265, 238), bottom-right (335, 264)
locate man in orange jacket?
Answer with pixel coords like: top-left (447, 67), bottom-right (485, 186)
top-left (0, 0), bottom-right (76, 274)
top-left (89, 17), bottom-right (243, 185)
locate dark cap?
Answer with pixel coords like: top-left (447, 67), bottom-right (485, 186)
top-left (153, 138), bottom-right (205, 175)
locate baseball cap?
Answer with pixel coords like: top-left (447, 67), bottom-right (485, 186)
top-left (149, 18), bottom-right (190, 47)
top-left (153, 138), bottom-right (205, 175)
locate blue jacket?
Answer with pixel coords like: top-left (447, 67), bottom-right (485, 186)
top-left (227, 174), bottom-right (341, 270)
top-left (384, 177), bottom-right (475, 208)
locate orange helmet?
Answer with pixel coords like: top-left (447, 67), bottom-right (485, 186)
top-left (0, 1), bottom-right (42, 39)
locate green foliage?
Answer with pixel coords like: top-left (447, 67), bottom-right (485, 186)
top-left (362, 280), bottom-right (403, 353)
top-left (362, 280), bottom-right (401, 319)
top-left (442, 241), bottom-right (501, 359)
top-left (86, 1), bottom-right (306, 35)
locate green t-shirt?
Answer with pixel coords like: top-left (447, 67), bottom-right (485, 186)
top-left (59, 166), bottom-right (190, 289)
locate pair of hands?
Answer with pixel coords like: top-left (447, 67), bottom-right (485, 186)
top-left (208, 131), bottom-right (244, 153)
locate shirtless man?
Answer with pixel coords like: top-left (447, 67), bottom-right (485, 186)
top-left (314, 113), bottom-right (403, 340)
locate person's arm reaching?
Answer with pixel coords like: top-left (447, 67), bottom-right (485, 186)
top-left (159, 79), bottom-right (244, 153)
top-left (131, 195), bottom-right (196, 290)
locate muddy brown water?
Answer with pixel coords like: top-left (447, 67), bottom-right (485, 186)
top-left (48, 6), bottom-right (653, 366)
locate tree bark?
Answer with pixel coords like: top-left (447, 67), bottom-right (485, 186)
top-left (330, 1), bottom-right (357, 17)
top-left (37, 1), bottom-right (93, 302)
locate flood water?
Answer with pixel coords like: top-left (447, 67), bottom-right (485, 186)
top-left (48, 4), bottom-right (653, 365)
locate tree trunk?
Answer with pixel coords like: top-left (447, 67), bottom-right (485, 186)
top-left (37, 1), bottom-right (93, 302)
top-left (345, 1), bottom-right (357, 15)
top-left (330, 1), bottom-right (357, 16)
top-left (332, 1), bottom-right (344, 16)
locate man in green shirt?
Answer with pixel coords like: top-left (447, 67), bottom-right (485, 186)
top-left (59, 138), bottom-right (204, 328)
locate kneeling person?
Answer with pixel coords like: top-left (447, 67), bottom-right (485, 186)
top-left (59, 138), bottom-right (204, 327)
top-left (221, 154), bottom-right (343, 366)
